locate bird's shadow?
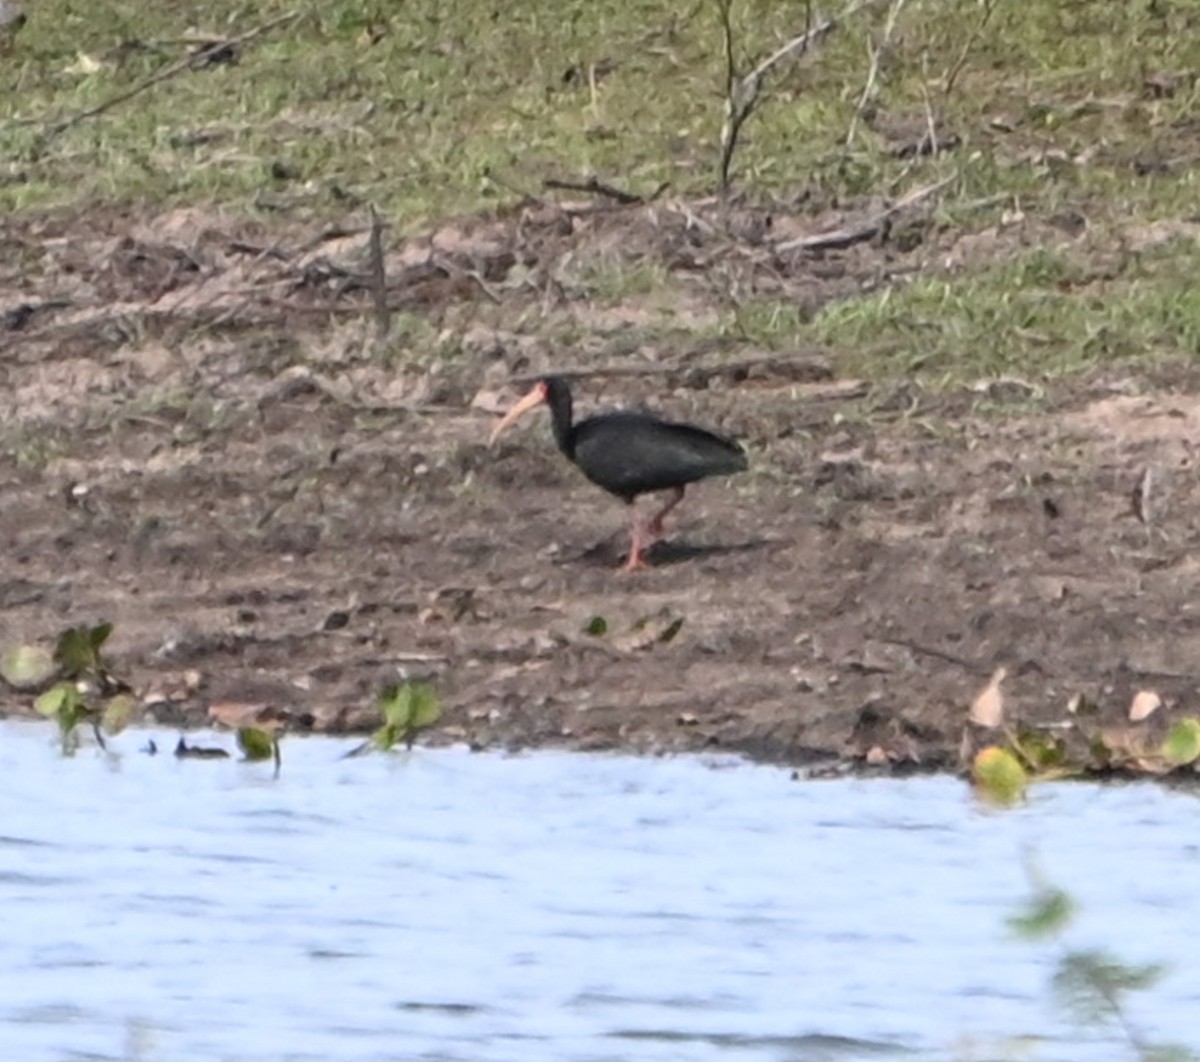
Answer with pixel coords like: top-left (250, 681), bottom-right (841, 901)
top-left (562, 535), bottom-right (782, 569)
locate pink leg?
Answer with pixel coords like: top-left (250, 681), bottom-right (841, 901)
top-left (623, 508), bottom-right (651, 571)
top-left (646, 486), bottom-right (686, 539)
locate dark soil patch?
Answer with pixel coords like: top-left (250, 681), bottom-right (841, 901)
top-left (3, 198), bottom-right (1200, 773)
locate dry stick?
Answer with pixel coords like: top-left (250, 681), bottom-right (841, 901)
top-left (844, 0), bottom-right (909, 149)
top-left (943, 0), bottom-right (999, 98)
top-left (716, 0), bottom-right (778, 195)
top-left (718, 0), bottom-right (888, 194)
top-left (882, 61), bottom-right (946, 195)
top-left (588, 62), bottom-right (600, 119)
top-left (542, 175), bottom-right (649, 205)
top-left (367, 204), bottom-right (390, 341)
top-left (715, 0), bottom-right (738, 194)
top-left (919, 53), bottom-right (939, 155)
top-left (774, 173), bottom-right (954, 253)
top-left (35, 8), bottom-right (309, 149)
top-left (879, 637), bottom-right (986, 675)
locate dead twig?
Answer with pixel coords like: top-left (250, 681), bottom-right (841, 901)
top-left (1130, 465), bottom-right (1154, 525)
top-left (715, 0), bottom-right (740, 195)
top-left (919, 53), bottom-right (939, 156)
top-left (718, 0), bottom-right (888, 194)
top-left (943, 0), bottom-right (1000, 99)
top-left (34, 9), bottom-right (309, 151)
top-left (844, 0), bottom-right (909, 149)
top-left (774, 174), bottom-right (955, 253)
top-left (880, 637), bottom-right (986, 674)
top-left (367, 204), bottom-right (390, 340)
top-left (542, 175), bottom-right (667, 205)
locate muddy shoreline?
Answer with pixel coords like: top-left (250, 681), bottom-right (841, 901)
top-left (4, 204), bottom-right (1200, 776)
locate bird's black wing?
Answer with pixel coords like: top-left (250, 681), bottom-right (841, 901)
top-left (572, 412), bottom-right (747, 499)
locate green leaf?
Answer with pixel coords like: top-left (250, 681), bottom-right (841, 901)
top-left (89, 622), bottom-right (113, 651)
top-left (35, 683), bottom-right (73, 718)
top-left (377, 682), bottom-right (412, 728)
top-left (372, 681), bottom-right (440, 751)
top-left (971, 746), bottom-right (1027, 806)
top-left (101, 693), bottom-right (137, 735)
top-left (378, 681), bottom-right (440, 729)
top-left (55, 627), bottom-right (95, 677)
top-left (237, 726), bottom-right (275, 761)
top-left (408, 683), bottom-right (441, 729)
top-left (1161, 718), bottom-right (1200, 766)
top-left (1052, 949), bottom-right (1164, 1023)
top-left (1008, 886), bottom-right (1075, 939)
top-left (53, 621), bottom-right (113, 678)
top-left (0, 644), bottom-right (57, 689)
top-left (37, 682), bottom-right (86, 754)
top-left (60, 696), bottom-right (87, 733)
top-left (1012, 724), bottom-right (1066, 771)
top-left (584, 615), bottom-right (608, 636)
top-left (372, 722), bottom-right (400, 752)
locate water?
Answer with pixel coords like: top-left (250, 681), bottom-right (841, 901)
top-left (2, 719), bottom-right (1199, 1062)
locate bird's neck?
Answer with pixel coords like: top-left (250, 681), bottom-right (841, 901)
top-left (549, 394), bottom-right (575, 458)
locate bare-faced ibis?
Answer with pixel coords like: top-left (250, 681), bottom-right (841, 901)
top-left (489, 376), bottom-right (748, 570)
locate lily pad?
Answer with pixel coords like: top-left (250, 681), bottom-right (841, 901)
top-left (237, 726), bottom-right (275, 762)
top-left (101, 693), bottom-right (137, 736)
top-left (972, 746), bottom-right (1028, 806)
top-left (0, 644), bottom-right (56, 690)
top-left (35, 683), bottom-right (74, 718)
top-left (1161, 718), bottom-right (1200, 767)
top-left (1008, 885), bottom-right (1075, 940)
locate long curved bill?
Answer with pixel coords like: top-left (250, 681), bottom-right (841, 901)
top-left (488, 385), bottom-right (546, 447)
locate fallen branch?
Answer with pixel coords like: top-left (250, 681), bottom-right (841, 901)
top-left (542, 175), bottom-right (666, 205)
top-left (774, 174), bottom-right (955, 253)
top-left (718, 0), bottom-right (889, 193)
top-left (34, 8), bottom-right (309, 151)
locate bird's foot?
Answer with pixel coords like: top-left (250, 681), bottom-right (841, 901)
top-left (645, 487), bottom-right (685, 541)
top-left (625, 514), bottom-right (653, 571)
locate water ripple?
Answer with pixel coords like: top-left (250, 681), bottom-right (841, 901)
top-left (1, 724), bottom-right (1198, 1061)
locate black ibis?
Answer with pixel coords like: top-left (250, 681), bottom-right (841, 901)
top-left (488, 376), bottom-right (748, 570)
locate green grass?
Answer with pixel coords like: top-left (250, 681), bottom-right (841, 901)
top-left (4, 0), bottom-right (1200, 386)
top-left (4, 0), bottom-right (1198, 221)
top-left (731, 236), bottom-right (1200, 385)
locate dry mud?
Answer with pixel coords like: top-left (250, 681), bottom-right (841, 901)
top-left (3, 197), bottom-right (1198, 772)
